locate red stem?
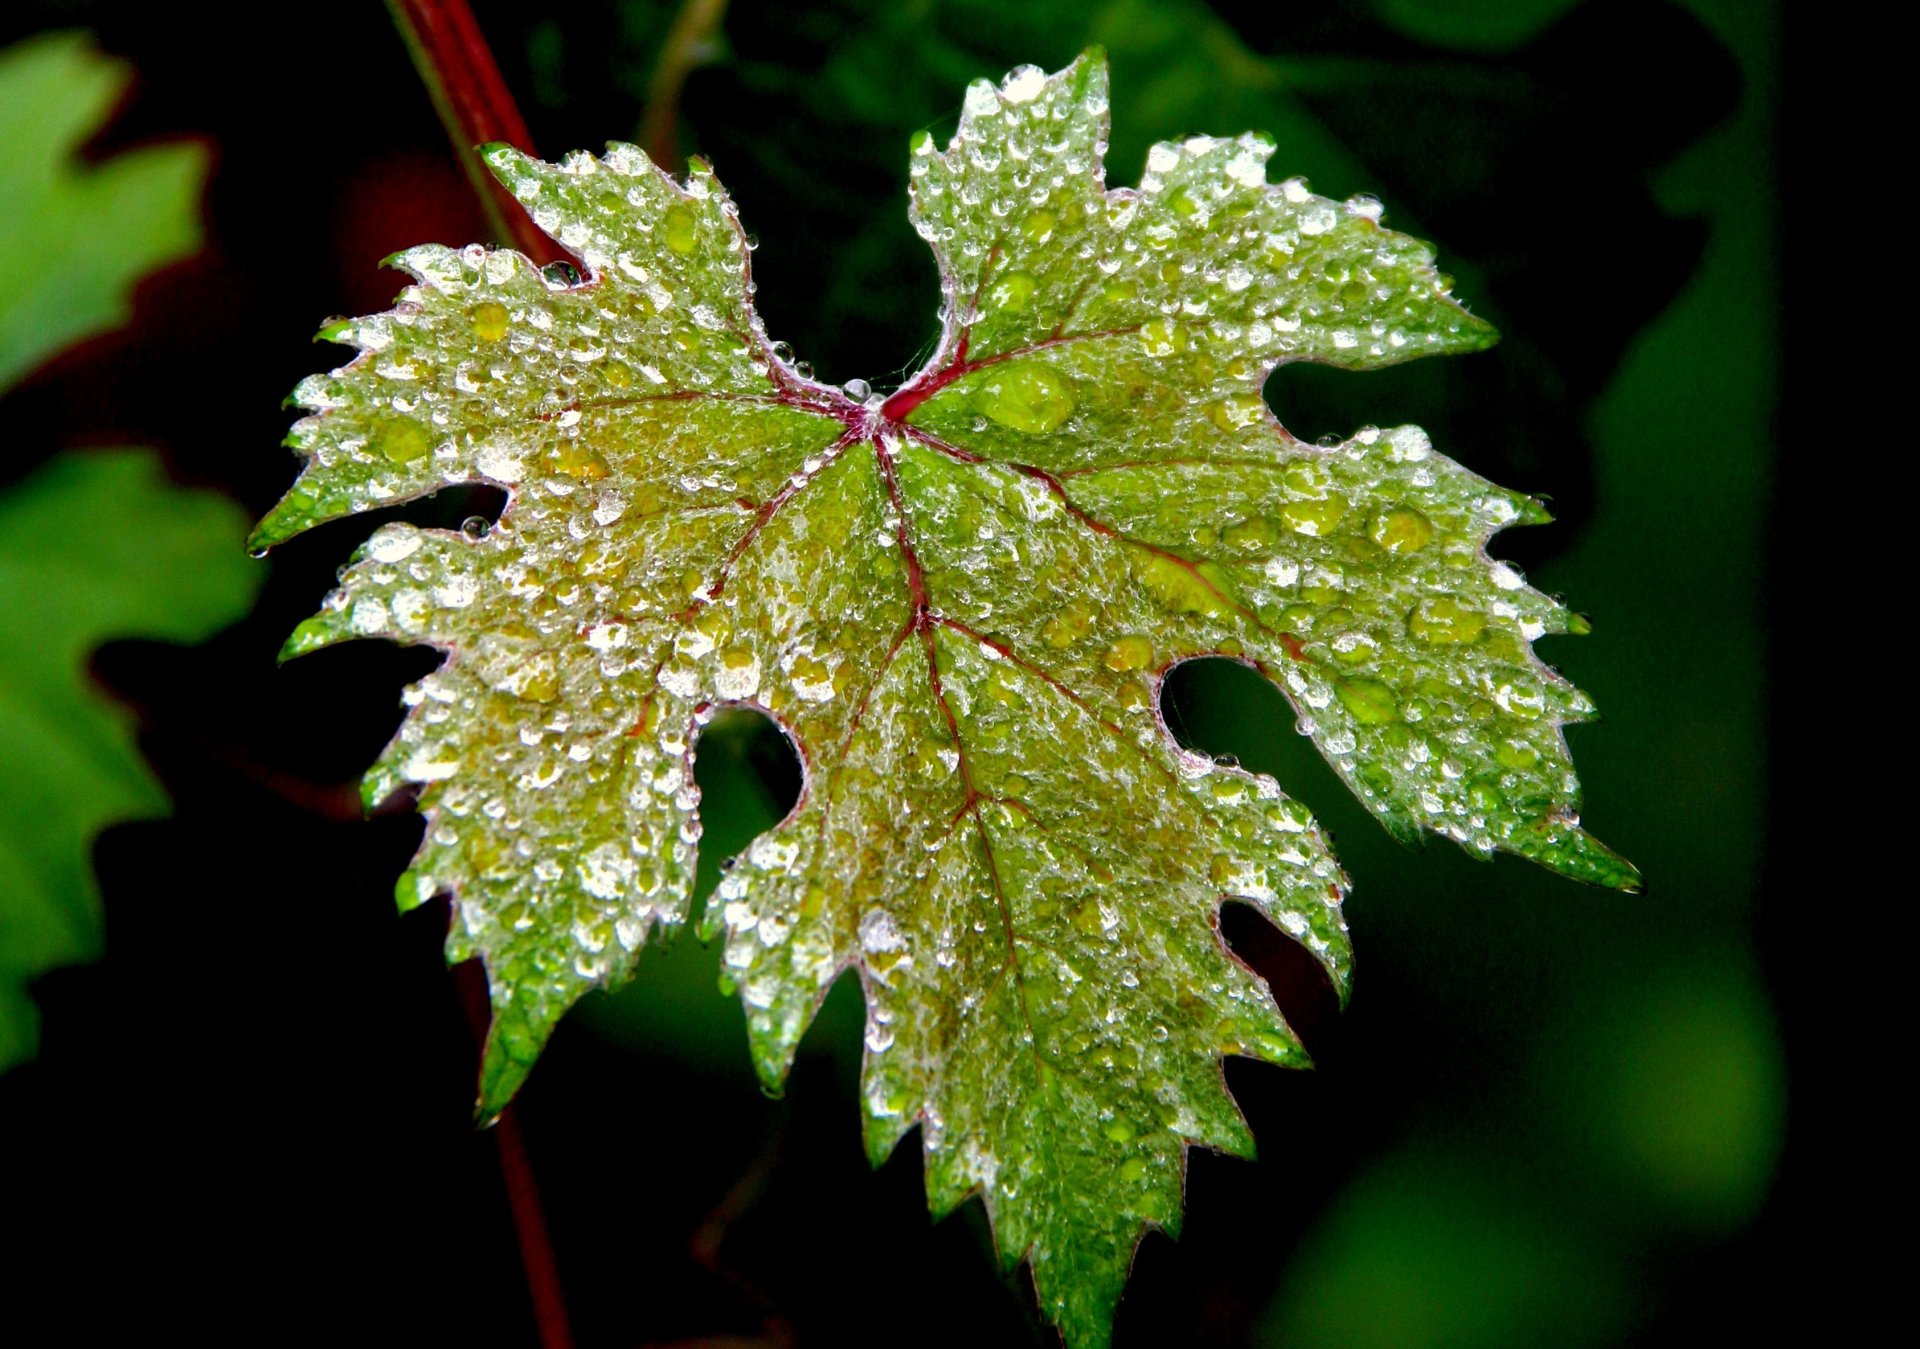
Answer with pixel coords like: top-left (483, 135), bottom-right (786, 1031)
top-left (385, 0), bottom-right (566, 265)
top-left (454, 961), bottom-right (577, 1349)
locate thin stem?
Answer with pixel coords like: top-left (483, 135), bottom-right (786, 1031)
top-left (384, 0), bottom-right (565, 265)
top-left (639, 0), bottom-right (732, 173)
top-left (454, 960), bottom-right (577, 1349)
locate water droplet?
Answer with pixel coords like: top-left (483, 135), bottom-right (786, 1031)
top-left (469, 301), bottom-right (510, 341)
top-left (460, 516), bottom-right (491, 541)
top-left (1372, 506), bottom-right (1434, 553)
top-left (1279, 496), bottom-right (1347, 536)
top-left (1496, 740), bottom-right (1540, 771)
top-left (715, 644), bottom-right (762, 699)
top-left (541, 260), bottom-right (581, 287)
top-left (1002, 64), bottom-right (1047, 104)
top-left (974, 362), bottom-right (1075, 434)
top-left (1334, 677), bottom-right (1399, 725)
top-left (1408, 596), bottom-right (1486, 644)
top-left (1206, 393), bottom-right (1267, 432)
top-left (842, 377), bottom-right (871, 401)
top-left (663, 205), bottom-right (698, 254)
top-left (372, 416), bottom-right (431, 464)
top-left (1020, 210), bottom-right (1057, 243)
top-left (1102, 635), bottom-right (1154, 672)
top-left (988, 271), bottom-right (1037, 310)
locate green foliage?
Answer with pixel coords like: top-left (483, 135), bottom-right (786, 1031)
top-left (0, 33), bottom-right (206, 391)
top-left (0, 33), bottom-right (261, 1070)
top-left (262, 51), bottom-right (1630, 1347)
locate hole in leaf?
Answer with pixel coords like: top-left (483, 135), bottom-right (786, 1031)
top-left (1159, 656), bottom-right (1355, 829)
top-left (1221, 900), bottom-right (1342, 1062)
top-left (1264, 356), bottom-right (1466, 453)
top-left (405, 481), bottom-right (507, 534)
top-left (691, 707), bottom-right (803, 913)
top-left (1163, 657), bottom-right (1353, 1061)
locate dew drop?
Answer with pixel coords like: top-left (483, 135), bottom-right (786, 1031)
top-left (1334, 677), bottom-right (1399, 725)
top-left (663, 205), bottom-right (698, 254)
top-left (1372, 506), bottom-right (1434, 554)
top-left (1102, 635), bottom-right (1154, 672)
top-left (1408, 596), bottom-right (1486, 644)
top-left (372, 416), bottom-right (431, 464)
top-left (469, 301), bottom-right (510, 342)
top-left (988, 271), bottom-right (1037, 310)
top-left (974, 362), bottom-right (1075, 434)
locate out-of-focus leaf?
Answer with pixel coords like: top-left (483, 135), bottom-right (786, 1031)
top-left (0, 32), bottom-right (260, 1069)
top-left (0, 454), bottom-right (260, 1068)
top-left (0, 32), bottom-right (205, 392)
top-left (1258, 1156), bottom-right (1632, 1349)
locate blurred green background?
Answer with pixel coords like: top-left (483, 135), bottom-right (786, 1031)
top-left (0, 1), bottom-right (1804, 1345)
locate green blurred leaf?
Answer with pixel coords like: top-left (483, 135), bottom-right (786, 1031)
top-left (1259, 1155), bottom-right (1633, 1349)
top-left (262, 51), bottom-right (1629, 1347)
top-left (1557, 963), bottom-right (1785, 1232)
top-left (1368, 0), bottom-right (1583, 53)
top-left (0, 32), bottom-right (261, 1070)
top-left (0, 32), bottom-right (206, 393)
top-left (0, 453), bottom-right (260, 1068)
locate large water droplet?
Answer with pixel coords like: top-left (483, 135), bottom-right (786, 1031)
top-left (469, 301), bottom-right (509, 342)
top-left (372, 416), bottom-right (431, 464)
top-left (975, 362), bottom-right (1075, 434)
top-left (1372, 506), bottom-right (1434, 553)
top-left (663, 205), bottom-right (698, 254)
top-left (1408, 596), bottom-right (1486, 644)
top-left (1334, 677), bottom-right (1398, 725)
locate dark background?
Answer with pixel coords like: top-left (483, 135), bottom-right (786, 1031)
top-left (1, 2), bottom-right (1832, 1345)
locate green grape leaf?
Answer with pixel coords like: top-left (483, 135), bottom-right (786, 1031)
top-left (0, 455), bottom-right (260, 1068)
top-left (260, 51), bottom-right (1633, 1347)
top-left (0, 32), bottom-right (258, 1071)
top-left (0, 32), bottom-right (207, 391)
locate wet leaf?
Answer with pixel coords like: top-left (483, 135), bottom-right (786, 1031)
top-left (261, 52), bottom-right (1632, 1347)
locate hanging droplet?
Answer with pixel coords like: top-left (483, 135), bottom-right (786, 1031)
top-left (461, 516), bottom-right (491, 542)
top-left (542, 260), bottom-right (581, 287)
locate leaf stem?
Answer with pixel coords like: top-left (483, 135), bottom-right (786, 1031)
top-left (454, 959), bottom-right (576, 1349)
top-left (384, 0), bottom-right (565, 265)
top-left (639, 0), bottom-right (731, 173)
